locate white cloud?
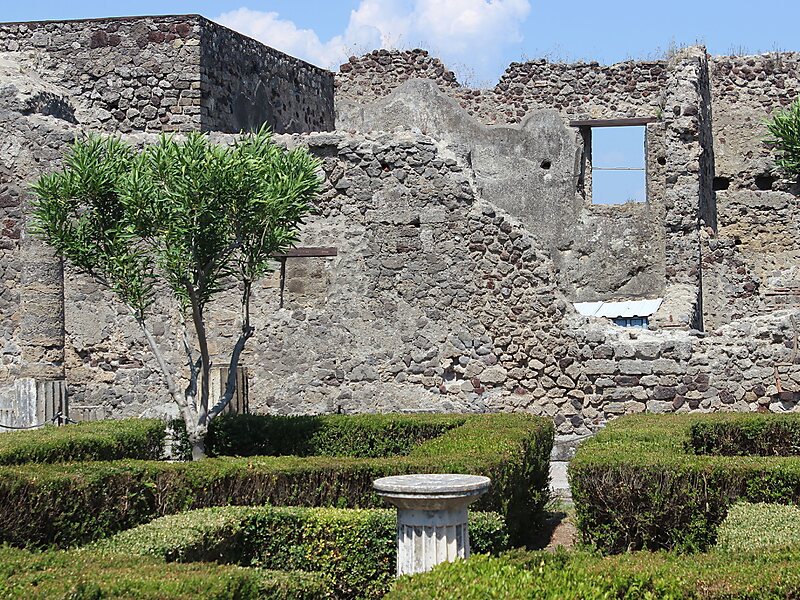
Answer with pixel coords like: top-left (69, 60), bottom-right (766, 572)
top-left (215, 0), bottom-right (532, 83)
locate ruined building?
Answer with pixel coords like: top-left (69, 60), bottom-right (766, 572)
top-left (0, 14), bottom-right (798, 433)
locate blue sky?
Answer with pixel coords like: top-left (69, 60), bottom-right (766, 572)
top-left (4, 1), bottom-right (797, 203)
top-left (5, 0), bottom-right (797, 86)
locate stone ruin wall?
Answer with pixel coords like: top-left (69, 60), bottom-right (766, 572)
top-left (15, 118), bottom-right (798, 434)
top-left (0, 15), bottom-right (333, 134)
top-left (200, 20), bottom-right (334, 134)
top-left (703, 53), bottom-right (800, 329)
top-left (337, 48), bottom-right (714, 328)
top-left (1, 17), bottom-right (799, 434)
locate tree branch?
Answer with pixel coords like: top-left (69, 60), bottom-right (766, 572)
top-left (133, 311), bottom-right (197, 427)
top-left (185, 281), bottom-right (212, 425)
top-left (208, 279), bottom-right (254, 419)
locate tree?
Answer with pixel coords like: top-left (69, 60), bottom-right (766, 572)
top-left (31, 129), bottom-right (321, 459)
top-left (766, 97), bottom-right (800, 180)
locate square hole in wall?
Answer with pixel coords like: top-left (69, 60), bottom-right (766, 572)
top-left (581, 125), bottom-right (647, 205)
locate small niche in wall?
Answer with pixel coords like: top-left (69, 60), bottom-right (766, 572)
top-left (755, 174), bottom-right (776, 191)
top-left (571, 118), bottom-right (656, 206)
top-left (713, 177), bottom-right (730, 191)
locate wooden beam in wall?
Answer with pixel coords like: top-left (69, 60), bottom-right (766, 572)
top-left (569, 117), bottom-right (659, 128)
top-left (272, 247), bottom-right (338, 258)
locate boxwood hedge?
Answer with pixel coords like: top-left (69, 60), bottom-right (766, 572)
top-left (386, 547), bottom-right (800, 599)
top-left (569, 413), bottom-right (800, 553)
top-left (94, 505), bottom-right (510, 600)
top-left (0, 413), bottom-right (552, 548)
top-left (0, 545), bottom-right (329, 599)
top-left (0, 419), bottom-right (165, 464)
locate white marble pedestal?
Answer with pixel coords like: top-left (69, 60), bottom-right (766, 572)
top-left (373, 473), bottom-right (491, 576)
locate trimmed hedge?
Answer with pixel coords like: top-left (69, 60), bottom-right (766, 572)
top-left (387, 548), bottom-right (800, 599)
top-left (569, 414), bottom-right (800, 553)
top-left (689, 413), bottom-right (800, 456)
top-left (206, 413), bottom-right (466, 458)
top-left (716, 501), bottom-right (800, 553)
top-left (0, 419), bottom-right (165, 464)
top-left (0, 545), bottom-right (329, 599)
top-left (0, 413), bottom-right (552, 548)
top-left (95, 505), bottom-right (510, 600)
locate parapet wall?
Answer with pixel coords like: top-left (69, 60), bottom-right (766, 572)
top-left (336, 50), bottom-right (668, 124)
top-left (200, 20), bottom-right (333, 133)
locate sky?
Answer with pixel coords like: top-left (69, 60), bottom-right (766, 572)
top-left (4, 0), bottom-right (798, 86)
top-left (3, 1), bottom-right (798, 203)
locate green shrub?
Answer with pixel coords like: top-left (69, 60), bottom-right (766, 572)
top-left (95, 505), bottom-right (510, 600)
top-left (387, 548), bottom-right (800, 599)
top-left (766, 96), bottom-right (800, 179)
top-left (569, 414), bottom-right (800, 553)
top-left (0, 419), bottom-right (165, 465)
top-left (206, 413), bottom-right (465, 458)
top-left (716, 501), bottom-right (800, 553)
top-left (689, 413), bottom-right (800, 456)
top-left (0, 413), bottom-right (552, 548)
top-left (0, 545), bottom-right (329, 599)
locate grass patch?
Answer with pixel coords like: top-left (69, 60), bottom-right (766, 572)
top-left (716, 501), bottom-right (800, 553)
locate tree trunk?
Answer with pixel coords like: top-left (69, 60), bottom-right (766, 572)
top-left (188, 426), bottom-right (207, 461)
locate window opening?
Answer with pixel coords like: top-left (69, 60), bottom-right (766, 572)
top-left (573, 121), bottom-right (651, 205)
top-left (612, 316), bottom-right (649, 328)
top-left (590, 126), bottom-right (646, 204)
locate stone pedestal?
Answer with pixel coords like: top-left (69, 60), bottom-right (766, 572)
top-left (373, 473), bottom-right (490, 576)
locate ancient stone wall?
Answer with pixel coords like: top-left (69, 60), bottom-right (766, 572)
top-left (0, 16), bottom-right (204, 132)
top-left (0, 15), bottom-right (335, 135)
top-left (336, 49), bottom-right (459, 106)
top-left (200, 20), bottom-right (334, 133)
top-left (702, 54), bottom-right (800, 329)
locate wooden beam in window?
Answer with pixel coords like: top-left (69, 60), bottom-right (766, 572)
top-left (569, 117), bottom-right (659, 128)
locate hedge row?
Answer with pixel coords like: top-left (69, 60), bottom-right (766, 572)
top-left (0, 413), bottom-right (553, 548)
top-left (94, 505), bottom-right (510, 600)
top-left (569, 414), bottom-right (800, 553)
top-left (689, 413), bottom-right (800, 456)
top-left (0, 545), bottom-right (328, 599)
top-left (0, 419), bottom-right (165, 465)
top-left (206, 413), bottom-right (466, 458)
top-left (387, 547), bottom-right (800, 599)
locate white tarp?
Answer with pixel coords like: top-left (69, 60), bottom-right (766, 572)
top-left (573, 298), bottom-right (663, 319)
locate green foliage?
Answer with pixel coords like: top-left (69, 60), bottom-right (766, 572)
top-left (569, 414), bottom-right (800, 553)
top-left (0, 545), bottom-right (329, 599)
top-left (95, 505), bottom-right (510, 600)
top-left (0, 414), bottom-right (552, 549)
top-left (31, 130), bottom-right (322, 438)
top-left (716, 501), bottom-right (800, 553)
top-left (766, 97), bottom-right (800, 179)
top-left (31, 129), bottom-right (321, 318)
top-left (387, 548), bottom-right (800, 599)
top-left (689, 413), bottom-right (800, 456)
top-left (0, 419), bottom-right (165, 465)
top-left (206, 413), bottom-right (466, 458)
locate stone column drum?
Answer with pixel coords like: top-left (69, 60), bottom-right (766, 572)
top-left (373, 473), bottom-right (491, 576)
